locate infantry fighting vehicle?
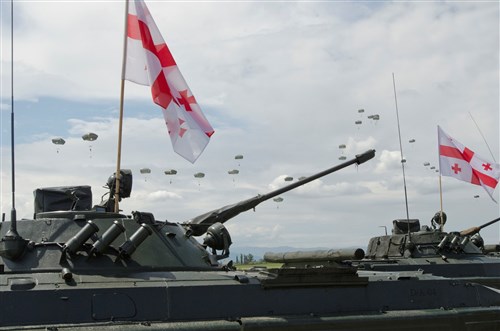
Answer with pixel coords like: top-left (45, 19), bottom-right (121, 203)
top-left (266, 209), bottom-right (500, 289)
top-left (354, 213), bottom-right (500, 289)
top-left (0, 150), bottom-right (499, 330)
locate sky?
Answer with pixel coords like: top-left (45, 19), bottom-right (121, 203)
top-left (0, 0), bottom-right (499, 251)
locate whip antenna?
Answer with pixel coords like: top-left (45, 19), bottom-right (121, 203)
top-left (0, 0), bottom-right (26, 260)
top-left (392, 73), bottom-right (410, 221)
top-left (468, 112), bottom-right (496, 162)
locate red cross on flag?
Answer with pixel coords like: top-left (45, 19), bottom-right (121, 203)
top-left (438, 126), bottom-right (500, 202)
top-left (125, 0), bottom-right (214, 163)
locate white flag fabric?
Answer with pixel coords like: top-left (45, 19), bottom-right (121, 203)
top-left (125, 0), bottom-right (214, 163)
top-left (438, 125), bottom-right (499, 202)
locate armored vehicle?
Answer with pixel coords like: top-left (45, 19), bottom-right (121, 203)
top-left (352, 214), bottom-right (500, 289)
top-left (1, 150), bottom-right (500, 330)
top-left (268, 211), bottom-right (500, 290)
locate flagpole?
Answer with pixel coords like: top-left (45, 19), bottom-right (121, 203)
top-left (439, 174), bottom-right (444, 231)
top-left (114, 0), bottom-right (130, 213)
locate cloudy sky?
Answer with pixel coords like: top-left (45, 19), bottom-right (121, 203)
top-left (0, 0), bottom-right (498, 251)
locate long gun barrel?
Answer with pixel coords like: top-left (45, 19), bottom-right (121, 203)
top-left (460, 216), bottom-right (500, 237)
top-left (185, 149), bottom-right (375, 236)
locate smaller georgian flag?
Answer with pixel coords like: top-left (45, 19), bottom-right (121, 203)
top-left (125, 0), bottom-right (214, 163)
top-left (438, 125), bottom-right (500, 202)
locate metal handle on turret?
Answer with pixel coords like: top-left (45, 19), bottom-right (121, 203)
top-left (185, 149), bottom-right (376, 236)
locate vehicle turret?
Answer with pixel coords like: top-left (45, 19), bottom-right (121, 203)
top-left (356, 213), bottom-right (500, 288)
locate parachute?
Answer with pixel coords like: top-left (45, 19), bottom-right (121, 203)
top-left (52, 138), bottom-right (65, 145)
top-left (82, 132), bottom-right (98, 158)
top-left (284, 176), bottom-right (293, 182)
top-left (194, 172), bottom-right (205, 188)
top-left (140, 168), bottom-right (151, 174)
top-left (228, 169), bottom-right (239, 183)
top-left (164, 169), bottom-right (177, 184)
top-left (234, 154), bottom-right (243, 166)
top-left (52, 138), bottom-right (65, 154)
top-left (82, 132), bottom-right (98, 141)
top-left (140, 168), bottom-right (151, 182)
top-left (273, 196), bottom-right (284, 209)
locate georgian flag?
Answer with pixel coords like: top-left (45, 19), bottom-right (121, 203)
top-left (438, 125), bottom-right (500, 202)
top-left (125, 0), bottom-right (214, 163)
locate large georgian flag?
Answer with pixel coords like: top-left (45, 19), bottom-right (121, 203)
top-left (438, 125), bottom-right (500, 202)
top-left (125, 0), bottom-right (214, 163)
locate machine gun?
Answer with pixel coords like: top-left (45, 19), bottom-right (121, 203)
top-left (184, 149), bottom-right (375, 237)
top-left (460, 216), bottom-right (500, 237)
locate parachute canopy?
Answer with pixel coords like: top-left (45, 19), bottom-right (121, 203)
top-left (273, 197), bottom-right (284, 203)
top-left (284, 176), bottom-right (293, 182)
top-left (82, 132), bottom-right (98, 141)
top-left (140, 168), bottom-right (151, 174)
top-left (355, 120), bottom-right (362, 125)
top-left (164, 169), bottom-right (178, 175)
top-left (52, 138), bottom-right (65, 145)
top-left (338, 144), bottom-right (346, 149)
top-left (228, 169), bottom-right (239, 175)
top-left (194, 172), bottom-right (205, 178)
top-left (234, 154), bottom-right (243, 160)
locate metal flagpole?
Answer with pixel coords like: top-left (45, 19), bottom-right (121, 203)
top-left (439, 174), bottom-right (444, 231)
top-left (114, 0), bottom-right (130, 213)
top-left (437, 126), bottom-right (444, 231)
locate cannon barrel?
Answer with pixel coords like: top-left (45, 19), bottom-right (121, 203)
top-left (460, 216), bottom-right (500, 237)
top-left (185, 149), bottom-right (375, 236)
top-left (264, 248), bottom-right (365, 263)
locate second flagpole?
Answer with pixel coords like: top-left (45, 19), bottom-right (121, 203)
top-left (114, 0), bottom-right (130, 213)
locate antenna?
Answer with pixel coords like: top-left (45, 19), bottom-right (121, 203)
top-left (392, 73), bottom-right (410, 221)
top-left (0, 0), bottom-right (26, 260)
top-left (468, 112), bottom-right (497, 162)
top-left (10, 0), bottom-right (17, 231)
